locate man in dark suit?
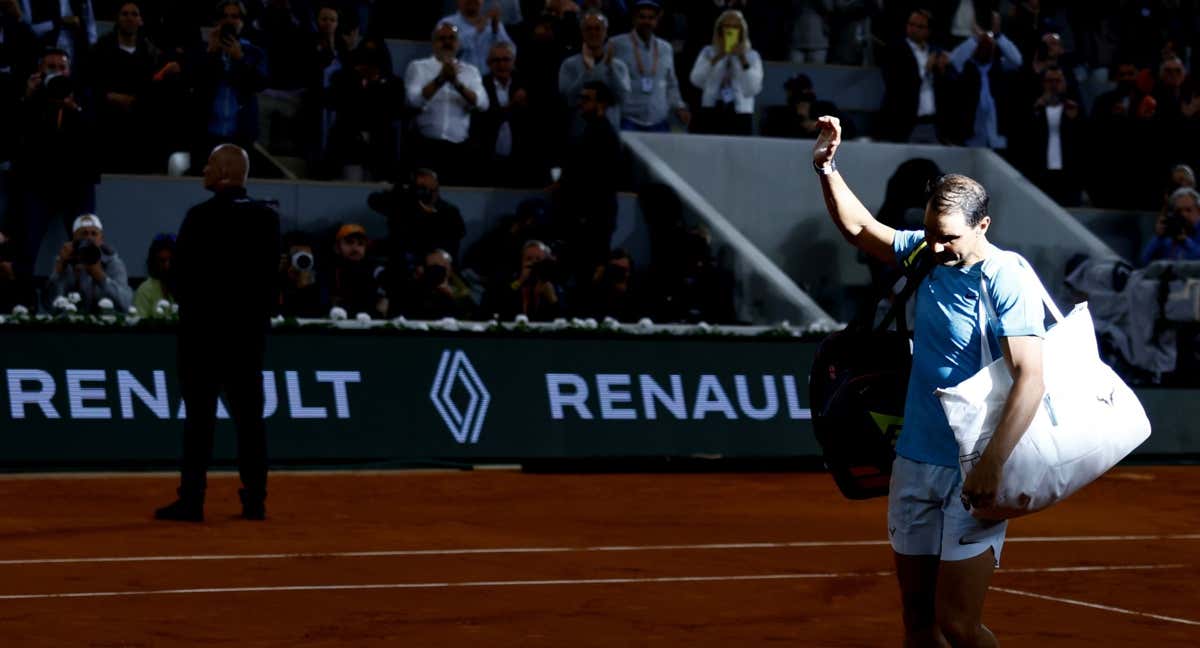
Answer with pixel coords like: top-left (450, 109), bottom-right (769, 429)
top-left (155, 144), bottom-right (280, 523)
top-left (877, 9), bottom-right (954, 143)
top-left (471, 40), bottom-right (537, 186)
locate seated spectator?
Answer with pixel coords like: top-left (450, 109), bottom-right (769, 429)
top-left (1019, 65), bottom-right (1085, 206)
top-left (558, 9), bottom-right (630, 136)
top-left (463, 196), bottom-right (551, 287)
top-left (1092, 58), bottom-right (1142, 120)
top-left (252, 0), bottom-right (309, 91)
top-left (552, 79), bottom-right (621, 278)
top-left (324, 36), bottom-right (402, 181)
top-left (277, 230), bottom-right (325, 317)
top-left (574, 247), bottom-right (643, 321)
top-left (651, 225), bottom-right (736, 324)
top-left (0, 228), bottom-right (34, 312)
top-left (612, 0), bottom-right (689, 133)
top-left (12, 47), bottom-right (97, 278)
top-left (132, 232), bottom-right (175, 317)
top-left (404, 21), bottom-right (488, 186)
top-left (481, 239), bottom-right (565, 322)
top-left (876, 9), bottom-right (954, 144)
top-left (0, 0), bottom-right (38, 167)
top-left (440, 0), bottom-right (516, 73)
top-left (945, 19), bottom-right (1023, 150)
top-left (23, 0), bottom-right (96, 63)
top-left (395, 248), bottom-right (476, 320)
top-left (1142, 187), bottom-right (1200, 265)
top-left (322, 222), bottom-right (386, 318)
top-left (189, 1), bottom-right (268, 163)
top-left (762, 73), bottom-right (850, 140)
top-left (1154, 56), bottom-right (1188, 122)
top-left (91, 1), bottom-right (172, 173)
top-left (368, 168), bottom-right (467, 266)
top-left (470, 41), bottom-right (538, 187)
top-left (687, 9), bottom-right (762, 136)
top-left (45, 214), bottom-right (133, 313)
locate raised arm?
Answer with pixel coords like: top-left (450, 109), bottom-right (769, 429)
top-left (813, 116), bottom-right (897, 264)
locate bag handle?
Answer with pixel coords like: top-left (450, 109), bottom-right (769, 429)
top-left (976, 252), bottom-right (1064, 367)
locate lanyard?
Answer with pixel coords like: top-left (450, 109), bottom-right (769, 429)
top-left (629, 33), bottom-right (658, 78)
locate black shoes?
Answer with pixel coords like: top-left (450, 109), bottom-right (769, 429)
top-left (154, 498), bottom-right (204, 522)
top-left (239, 488), bottom-right (266, 521)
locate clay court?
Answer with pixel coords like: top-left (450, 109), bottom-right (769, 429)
top-left (0, 465), bottom-right (1196, 647)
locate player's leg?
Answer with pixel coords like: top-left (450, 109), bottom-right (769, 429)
top-left (936, 548), bottom-right (998, 648)
top-left (895, 552), bottom-right (950, 647)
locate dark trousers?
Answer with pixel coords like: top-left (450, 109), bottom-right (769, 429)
top-left (412, 135), bottom-right (474, 186)
top-left (177, 334), bottom-right (268, 502)
top-left (14, 183), bottom-right (95, 278)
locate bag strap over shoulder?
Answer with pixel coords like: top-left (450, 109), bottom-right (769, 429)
top-left (976, 250), bottom-right (1064, 366)
top-left (877, 240), bottom-right (934, 333)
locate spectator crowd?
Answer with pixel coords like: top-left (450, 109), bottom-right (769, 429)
top-left (1, 0), bottom-right (1199, 323)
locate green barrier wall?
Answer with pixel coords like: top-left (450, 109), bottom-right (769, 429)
top-left (1, 330), bottom-right (1194, 468)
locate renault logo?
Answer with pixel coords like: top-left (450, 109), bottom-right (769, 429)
top-left (430, 350), bottom-right (491, 444)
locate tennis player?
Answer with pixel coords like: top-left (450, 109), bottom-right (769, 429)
top-left (813, 115), bottom-right (1047, 646)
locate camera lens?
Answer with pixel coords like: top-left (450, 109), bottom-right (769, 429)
top-left (291, 251), bottom-right (314, 271)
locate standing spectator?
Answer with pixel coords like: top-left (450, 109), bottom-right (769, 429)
top-left (11, 48), bottom-right (96, 278)
top-left (471, 41), bottom-right (537, 186)
top-left (611, 0), bottom-right (688, 133)
top-left (189, 1), bottom-right (268, 165)
top-left (252, 0), bottom-right (308, 90)
top-left (1154, 56), bottom-right (1188, 122)
top-left (688, 9), bottom-right (762, 136)
top-left (558, 9), bottom-right (630, 135)
top-left (405, 21), bottom-right (488, 186)
top-left (45, 213), bottom-right (133, 314)
top-left (945, 18), bottom-right (1022, 150)
top-left (397, 248), bottom-right (477, 320)
top-left (825, 0), bottom-right (877, 66)
top-left (369, 168), bottom-right (467, 266)
top-left (90, 1), bottom-right (167, 173)
top-left (0, 0), bottom-right (37, 166)
top-left (300, 3), bottom-right (348, 168)
top-left (1020, 65), bottom-right (1085, 206)
top-left (133, 232), bottom-right (176, 317)
top-left (155, 144), bottom-right (279, 523)
top-left (325, 36), bottom-right (402, 181)
top-left (1141, 187), bottom-right (1200, 265)
top-left (877, 9), bottom-right (953, 144)
top-left (552, 80), bottom-right (621, 277)
top-left (441, 0), bottom-right (516, 73)
top-left (791, 0), bottom-right (830, 64)
top-left (1092, 58), bottom-right (1142, 120)
top-left (481, 239), bottom-right (565, 321)
top-left (20, 0), bottom-right (96, 63)
top-left (323, 222), bottom-right (386, 318)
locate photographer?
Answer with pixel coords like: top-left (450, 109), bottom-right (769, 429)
top-left (1141, 187), bottom-right (1200, 265)
top-left (132, 232), bottom-right (175, 317)
top-left (277, 230), bottom-right (326, 318)
top-left (396, 248), bottom-right (476, 320)
top-left (46, 213), bottom-right (133, 314)
top-left (189, 1), bottom-right (267, 164)
top-left (482, 239), bottom-right (565, 321)
top-left (575, 247), bottom-right (643, 322)
top-left (368, 168), bottom-right (466, 267)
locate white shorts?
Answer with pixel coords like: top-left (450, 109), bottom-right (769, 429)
top-left (887, 455), bottom-right (1008, 566)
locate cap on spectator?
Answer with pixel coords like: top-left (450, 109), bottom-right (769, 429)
top-left (634, 0), bottom-right (662, 9)
top-left (72, 214), bottom-right (103, 232)
top-left (336, 223), bottom-right (368, 242)
top-left (784, 73), bottom-right (814, 93)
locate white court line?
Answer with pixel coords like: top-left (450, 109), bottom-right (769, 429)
top-left (0, 564), bottom-right (1182, 602)
top-left (2, 534), bottom-right (1197, 567)
top-left (991, 586), bottom-right (1200, 627)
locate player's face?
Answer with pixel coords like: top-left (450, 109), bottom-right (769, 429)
top-left (924, 208), bottom-right (989, 267)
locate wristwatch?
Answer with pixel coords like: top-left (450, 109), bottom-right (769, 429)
top-left (813, 159), bottom-right (837, 175)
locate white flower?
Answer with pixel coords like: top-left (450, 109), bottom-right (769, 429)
top-left (63, 303), bottom-right (78, 314)
top-left (602, 316), bottom-right (620, 329)
top-left (126, 306), bottom-right (138, 316)
top-left (155, 299), bottom-right (171, 312)
top-left (514, 314), bottom-right (530, 326)
top-left (637, 317), bottom-right (654, 330)
top-left (355, 312), bottom-right (372, 323)
top-left (270, 315), bottom-right (285, 326)
top-left (329, 307), bottom-right (348, 321)
top-left (11, 305), bottom-right (29, 317)
top-left (582, 318), bottom-right (598, 329)
top-left (569, 317), bottom-right (585, 328)
top-left (696, 321), bottom-right (712, 333)
top-left (171, 303), bottom-right (179, 314)
top-left (52, 296), bottom-right (70, 310)
top-left (97, 298), bottom-right (114, 311)
top-left (549, 317), bottom-right (568, 330)
top-left (437, 317), bottom-right (459, 331)
top-left (67, 292), bottom-right (82, 304)
top-left (411, 321), bottom-right (430, 331)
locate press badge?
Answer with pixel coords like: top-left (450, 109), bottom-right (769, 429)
top-left (720, 86), bottom-right (737, 104)
top-left (641, 77), bottom-right (654, 93)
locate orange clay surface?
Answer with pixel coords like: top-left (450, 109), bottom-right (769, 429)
top-left (0, 466), bottom-right (1197, 647)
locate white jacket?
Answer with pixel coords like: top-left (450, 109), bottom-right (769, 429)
top-left (688, 45), bottom-right (764, 114)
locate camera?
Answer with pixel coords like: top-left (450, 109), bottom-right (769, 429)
top-left (71, 238), bottom-right (102, 266)
top-left (43, 72), bottom-right (73, 101)
top-left (601, 262), bottom-right (629, 285)
top-left (422, 264), bottom-right (448, 288)
top-left (528, 258), bottom-right (560, 284)
top-left (219, 23), bottom-right (238, 41)
top-left (290, 250), bottom-right (314, 272)
top-left (1164, 211), bottom-right (1191, 239)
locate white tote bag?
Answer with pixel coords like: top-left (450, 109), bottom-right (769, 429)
top-left (935, 259), bottom-right (1151, 520)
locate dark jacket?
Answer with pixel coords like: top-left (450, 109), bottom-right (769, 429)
top-left (877, 38), bottom-right (953, 141)
top-left (189, 38), bottom-right (268, 143)
top-left (175, 187), bottom-right (280, 334)
top-left (26, 0), bottom-right (93, 58)
top-left (368, 189), bottom-right (467, 263)
top-left (943, 56), bottom-right (1018, 146)
top-left (471, 73), bottom-right (531, 159)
